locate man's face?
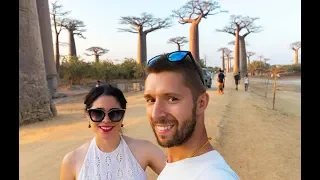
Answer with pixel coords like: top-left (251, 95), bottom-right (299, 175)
top-left (144, 72), bottom-right (197, 148)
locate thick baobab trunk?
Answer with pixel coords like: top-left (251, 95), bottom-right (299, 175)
top-left (68, 30), bottom-right (77, 57)
top-left (55, 35), bottom-right (60, 73)
top-left (247, 56), bottom-right (251, 66)
top-left (177, 44), bottom-right (181, 51)
top-left (95, 55), bottom-right (99, 63)
top-left (189, 21), bottom-right (200, 62)
top-left (294, 50), bottom-right (299, 64)
top-left (233, 25), bottom-right (240, 74)
top-left (222, 50), bottom-right (225, 70)
top-left (239, 36), bottom-right (247, 76)
top-left (19, 0), bottom-right (56, 125)
top-left (36, 0), bottom-right (59, 98)
top-left (137, 31), bottom-right (147, 64)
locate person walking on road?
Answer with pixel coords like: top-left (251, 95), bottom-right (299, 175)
top-left (234, 72), bottom-right (241, 90)
top-left (217, 69), bottom-right (225, 95)
top-left (244, 74), bottom-right (249, 91)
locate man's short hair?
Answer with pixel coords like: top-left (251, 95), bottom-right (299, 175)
top-left (146, 54), bottom-right (206, 101)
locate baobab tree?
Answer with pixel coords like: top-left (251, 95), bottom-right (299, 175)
top-left (217, 15), bottom-right (262, 76)
top-left (229, 56), bottom-right (234, 72)
top-left (228, 40), bottom-right (249, 72)
top-left (50, 0), bottom-right (70, 73)
top-left (20, 0), bottom-right (56, 125)
top-left (290, 41), bottom-right (301, 65)
top-left (258, 55), bottom-right (264, 61)
top-left (228, 40), bottom-right (249, 46)
top-left (224, 48), bottom-right (233, 72)
top-left (118, 13), bottom-right (171, 64)
top-left (36, 0), bottom-right (59, 98)
top-left (84, 47), bottom-right (109, 63)
top-left (247, 51), bottom-right (255, 66)
top-left (264, 58), bottom-right (270, 64)
top-left (62, 18), bottom-right (86, 57)
top-left (217, 47), bottom-right (228, 70)
top-left (172, 0), bottom-right (227, 62)
top-left (167, 36), bottom-right (188, 51)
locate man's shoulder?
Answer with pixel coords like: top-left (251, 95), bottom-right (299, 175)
top-left (195, 164), bottom-right (240, 180)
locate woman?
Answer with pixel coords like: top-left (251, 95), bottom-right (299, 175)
top-left (60, 85), bottom-right (166, 180)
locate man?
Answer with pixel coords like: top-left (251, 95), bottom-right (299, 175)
top-left (144, 51), bottom-right (239, 180)
top-left (217, 69), bottom-right (225, 95)
top-left (234, 72), bottom-right (240, 90)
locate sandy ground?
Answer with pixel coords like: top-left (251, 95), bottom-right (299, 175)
top-left (19, 74), bottom-right (301, 180)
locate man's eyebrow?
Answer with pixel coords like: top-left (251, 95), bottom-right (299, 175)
top-left (144, 92), bottom-right (182, 99)
top-left (164, 92), bottom-right (182, 98)
top-left (144, 94), bottom-right (153, 99)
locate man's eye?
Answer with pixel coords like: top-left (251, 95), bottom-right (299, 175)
top-left (146, 99), bottom-right (155, 103)
top-left (168, 97), bottom-right (178, 102)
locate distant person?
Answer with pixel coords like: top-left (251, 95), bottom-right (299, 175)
top-left (59, 85), bottom-right (166, 180)
top-left (234, 72), bottom-right (241, 90)
top-left (244, 74), bottom-right (249, 91)
top-left (217, 70), bottom-right (225, 95)
top-left (95, 80), bottom-right (101, 87)
top-left (211, 71), bottom-right (215, 80)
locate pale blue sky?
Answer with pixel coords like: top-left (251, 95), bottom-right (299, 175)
top-left (50, 0), bottom-right (301, 67)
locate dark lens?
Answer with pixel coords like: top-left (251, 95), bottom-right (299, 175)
top-left (108, 109), bottom-right (125, 122)
top-left (147, 55), bottom-right (161, 66)
top-left (168, 51), bottom-right (188, 61)
top-left (89, 109), bottom-right (105, 122)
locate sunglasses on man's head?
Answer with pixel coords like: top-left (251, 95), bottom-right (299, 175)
top-left (147, 51), bottom-right (205, 85)
top-left (87, 108), bottom-right (126, 122)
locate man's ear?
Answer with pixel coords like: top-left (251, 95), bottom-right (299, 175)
top-left (196, 92), bottom-right (209, 115)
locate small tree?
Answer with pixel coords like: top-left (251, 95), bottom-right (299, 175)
top-left (118, 13), bottom-right (172, 64)
top-left (264, 58), bottom-right (270, 64)
top-left (246, 51), bottom-right (255, 65)
top-left (167, 36), bottom-right (188, 51)
top-left (84, 46), bottom-right (109, 63)
top-left (62, 18), bottom-right (86, 57)
top-left (270, 66), bottom-right (284, 110)
top-left (217, 47), bottom-right (228, 70)
top-left (50, 0), bottom-right (70, 73)
top-left (224, 48), bottom-right (233, 72)
top-left (290, 41), bottom-right (301, 65)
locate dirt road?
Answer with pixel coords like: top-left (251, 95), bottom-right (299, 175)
top-left (19, 74), bottom-right (300, 180)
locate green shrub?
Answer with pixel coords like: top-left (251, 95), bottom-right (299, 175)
top-left (59, 56), bottom-right (146, 85)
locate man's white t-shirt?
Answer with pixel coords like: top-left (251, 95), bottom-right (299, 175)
top-left (157, 150), bottom-right (239, 180)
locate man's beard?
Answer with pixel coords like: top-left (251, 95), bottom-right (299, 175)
top-left (151, 105), bottom-right (197, 148)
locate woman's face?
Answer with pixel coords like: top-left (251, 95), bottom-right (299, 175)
top-left (87, 95), bottom-right (124, 140)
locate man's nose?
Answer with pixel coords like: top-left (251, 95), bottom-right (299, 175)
top-left (151, 101), bottom-right (167, 120)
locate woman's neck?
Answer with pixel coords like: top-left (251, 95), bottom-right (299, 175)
top-left (95, 135), bottom-right (121, 152)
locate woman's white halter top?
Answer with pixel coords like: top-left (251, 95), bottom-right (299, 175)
top-left (77, 136), bottom-right (147, 180)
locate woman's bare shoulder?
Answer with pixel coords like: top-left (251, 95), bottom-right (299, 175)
top-left (64, 141), bottom-right (91, 160)
top-left (61, 140), bottom-right (91, 174)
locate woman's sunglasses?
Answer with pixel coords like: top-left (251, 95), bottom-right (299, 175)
top-left (147, 51), bottom-right (205, 85)
top-left (87, 108), bottom-right (126, 122)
